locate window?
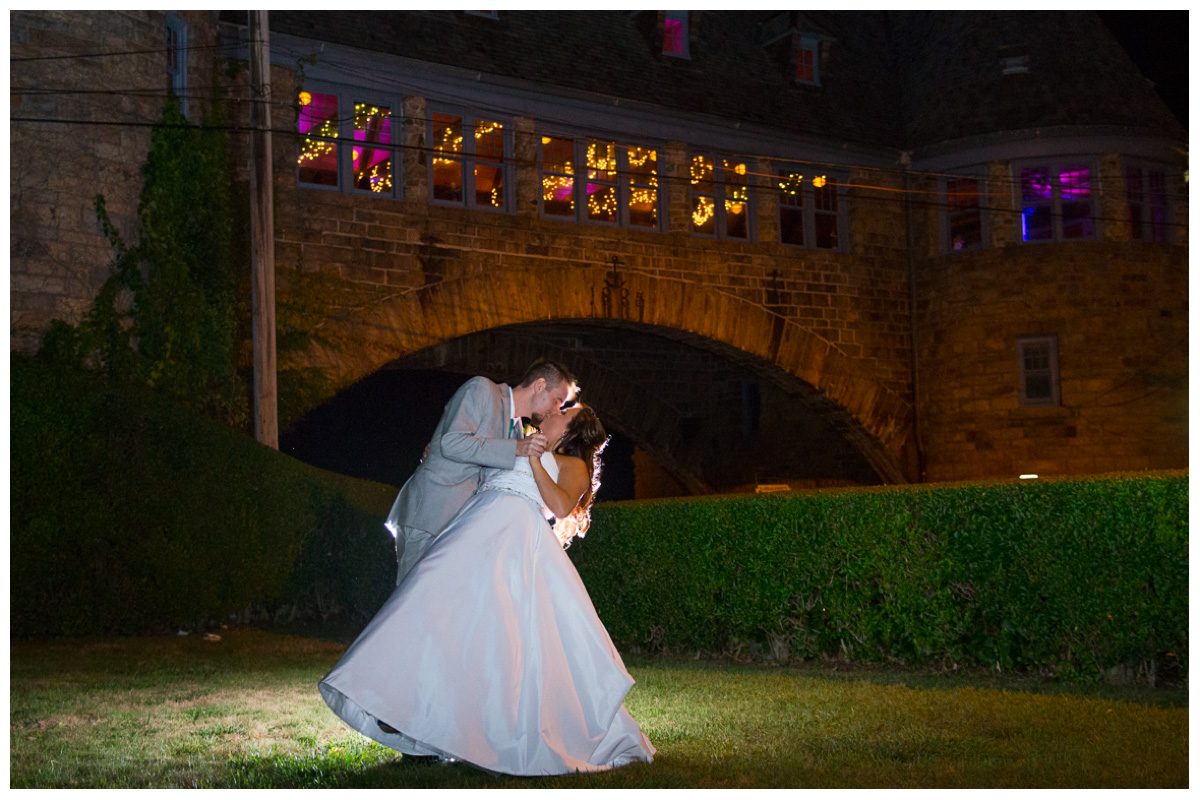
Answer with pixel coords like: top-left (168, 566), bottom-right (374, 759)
top-left (796, 45), bottom-right (816, 83)
top-left (430, 110), bottom-right (510, 211)
top-left (776, 170), bottom-right (843, 250)
top-left (298, 91), bottom-right (340, 187)
top-left (1126, 165), bottom-right (1169, 243)
top-left (166, 13), bottom-right (187, 118)
top-left (663, 11), bottom-right (688, 57)
top-left (1019, 163), bottom-right (1094, 242)
top-left (539, 137), bottom-right (661, 229)
top-left (296, 91), bottom-right (396, 196)
top-left (692, 155), bottom-right (752, 240)
top-left (944, 175), bottom-right (984, 251)
top-left (1017, 336), bottom-right (1060, 408)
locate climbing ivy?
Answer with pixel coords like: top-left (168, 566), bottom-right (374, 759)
top-left (40, 99), bottom-right (248, 427)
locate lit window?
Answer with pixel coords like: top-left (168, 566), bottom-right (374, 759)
top-left (297, 91), bottom-right (396, 197)
top-left (539, 137), bottom-right (660, 230)
top-left (1019, 163), bottom-right (1094, 242)
top-left (297, 91), bottom-right (340, 187)
top-left (166, 13), bottom-right (187, 118)
top-left (796, 46), bottom-right (815, 83)
top-left (430, 110), bottom-right (509, 211)
top-left (945, 176), bottom-right (984, 251)
top-left (352, 103), bottom-right (393, 194)
top-left (692, 155), bottom-right (751, 240)
top-left (777, 169), bottom-right (844, 250)
top-left (1126, 166), bottom-right (1169, 243)
top-left (1017, 336), bottom-right (1060, 408)
top-left (663, 11), bottom-right (688, 57)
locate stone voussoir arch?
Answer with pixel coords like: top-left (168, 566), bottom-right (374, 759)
top-left (304, 262), bottom-right (916, 483)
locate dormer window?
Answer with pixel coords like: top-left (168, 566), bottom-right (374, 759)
top-left (796, 44), bottom-right (816, 83)
top-left (663, 11), bottom-right (688, 58)
top-left (794, 35), bottom-right (820, 85)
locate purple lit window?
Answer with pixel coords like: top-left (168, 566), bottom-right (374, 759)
top-left (298, 91), bottom-right (340, 187)
top-left (1019, 163), bottom-right (1093, 242)
top-left (663, 12), bottom-right (687, 57)
top-left (691, 155), bottom-right (752, 239)
top-left (1126, 166), bottom-right (1169, 243)
top-left (1058, 167), bottom-right (1092, 239)
top-left (586, 141), bottom-right (618, 223)
top-left (947, 177), bottom-right (983, 251)
top-left (429, 110), bottom-right (509, 210)
top-left (352, 103), bottom-right (392, 195)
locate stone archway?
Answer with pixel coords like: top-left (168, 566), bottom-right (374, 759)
top-left (295, 261), bottom-right (916, 483)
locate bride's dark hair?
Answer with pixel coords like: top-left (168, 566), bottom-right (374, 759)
top-left (552, 404), bottom-right (609, 546)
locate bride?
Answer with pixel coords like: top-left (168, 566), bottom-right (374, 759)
top-left (319, 404), bottom-right (654, 776)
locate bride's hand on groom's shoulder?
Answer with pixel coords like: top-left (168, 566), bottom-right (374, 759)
top-left (517, 433), bottom-right (547, 459)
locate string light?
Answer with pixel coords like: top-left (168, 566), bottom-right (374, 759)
top-left (693, 196), bottom-right (714, 227)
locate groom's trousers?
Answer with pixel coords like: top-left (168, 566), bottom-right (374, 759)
top-left (394, 524), bottom-right (436, 586)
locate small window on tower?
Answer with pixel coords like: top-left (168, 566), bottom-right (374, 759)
top-left (796, 46), bottom-right (816, 83)
top-left (663, 11), bottom-right (688, 58)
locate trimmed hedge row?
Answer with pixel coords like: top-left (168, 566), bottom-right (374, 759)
top-left (11, 357), bottom-right (397, 636)
top-left (570, 475), bottom-right (1188, 675)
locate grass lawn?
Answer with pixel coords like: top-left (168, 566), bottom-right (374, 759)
top-left (9, 627), bottom-right (1187, 788)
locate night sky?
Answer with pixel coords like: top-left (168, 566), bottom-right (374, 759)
top-left (281, 12), bottom-right (1188, 500)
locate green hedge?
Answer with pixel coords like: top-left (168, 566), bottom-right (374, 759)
top-left (11, 357), bottom-right (397, 637)
top-left (571, 475), bottom-right (1188, 675)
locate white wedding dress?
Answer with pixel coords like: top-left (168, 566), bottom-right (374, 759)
top-left (319, 452), bottom-right (655, 776)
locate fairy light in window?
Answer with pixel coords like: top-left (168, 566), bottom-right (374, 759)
top-left (779, 172), bottom-right (805, 195)
top-left (432, 121), bottom-right (463, 168)
top-left (298, 116), bottom-right (338, 165)
top-left (693, 196), bottom-right (715, 227)
top-left (369, 164), bottom-right (392, 193)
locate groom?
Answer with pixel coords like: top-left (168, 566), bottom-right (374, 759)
top-left (386, 359), bottom-right (577, 585)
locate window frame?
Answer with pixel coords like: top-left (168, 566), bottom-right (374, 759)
top-left (690, 153), bottom-right (756, 241)
top-left (939, 169), bottom-right (988, 253)
top-left (537, 135), bottom-right (664, 232)
top-left (663, 11), bottom-right (689, 59)
top-left (427, 105), bottom-right (513, 213)
top-left (295, 86), bottom-right (399, 200)
top-left (165, 12), bottom-right (187, 119)
top-left (794, 34), bottom-right (820, 86)
top-left (775, 167), bottom-right (846, 251)
top-left (1017, 335), bottom-right (1061, 409)
top-left (1014, 159), bottom-right (1097, 244)
top-left (1124, 160), bottom-right (1171, 244)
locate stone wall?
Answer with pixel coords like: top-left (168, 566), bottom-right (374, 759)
top-left (913, 158), bottom-right (1189, 480)
top-left (10, 10), bottom-right (218, 353)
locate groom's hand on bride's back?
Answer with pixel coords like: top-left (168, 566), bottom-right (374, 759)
top-left (516, 433), bottom-right (547, 458)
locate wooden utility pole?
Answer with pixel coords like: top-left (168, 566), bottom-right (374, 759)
top-left (249, 11), bottom-right (278, 448)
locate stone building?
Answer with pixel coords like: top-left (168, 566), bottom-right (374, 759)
top-left (9, 11), bottom-right (1188, 494)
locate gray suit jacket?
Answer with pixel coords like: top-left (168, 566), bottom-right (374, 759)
top-left (385, 376), bottom-right (520, 538)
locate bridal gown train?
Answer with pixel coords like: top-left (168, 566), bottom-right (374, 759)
top-left (319, 452), bottom-right (654, 776)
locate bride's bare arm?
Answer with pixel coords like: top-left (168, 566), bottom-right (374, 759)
top-left (530, 454), bottom-right (589, 519)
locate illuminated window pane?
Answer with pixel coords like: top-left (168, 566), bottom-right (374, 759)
top-left (541, 137), bottom-right (575, 217)
top-left (796, 47), bottom-right (815, 82)
top-left (663, 13), bottom-right (686, 56)
top-left (432, 112), bottom-right (464, 202)
top-left (814, 178), bottom-right (838, 249)
top-left (352, 103), bottom-right (392, 194)
top-left (298, 91), bottom-right (339, 187)
top-left (628, 146), bottom-right (657, 228)
top-left (474, 162), bottom-right (503, 207)
top-left (1059, 167), bottom-right (1092, 239)
top-left (1020, 167), bottom-right (1053, 241)
top-left (691, 155), bottom-right (714, 194)
top-left (586, 142), bottom-right (618, 223)
top-left (778, 171), bottom-right (805, 246)
top-left (692, 196), bottom-right (715, 235)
